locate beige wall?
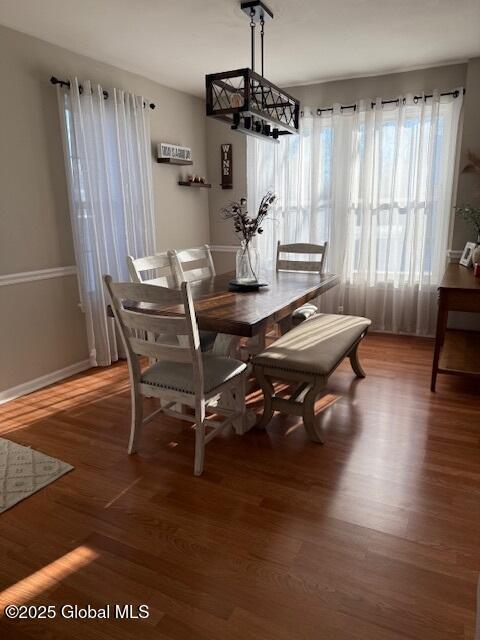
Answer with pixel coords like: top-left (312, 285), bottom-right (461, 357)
top-left (207, 63), bottom-right (471, 261)
top-left (455, 57), bottom-right (480, 248)
top-left (206, 118), bottom-right (248, 274)
top-left (285, 64), bottom-right (467, 110)
top-left (0, 278), bottom-right (89, 392)
top-left (0, 24), bottom-right (210, 394)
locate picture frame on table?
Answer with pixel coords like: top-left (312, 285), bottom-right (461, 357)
top-left (459, 241), bottom-right (477, 268)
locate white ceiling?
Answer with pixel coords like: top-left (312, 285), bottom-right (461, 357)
top-left (1, 0), bottom-right (479, 97)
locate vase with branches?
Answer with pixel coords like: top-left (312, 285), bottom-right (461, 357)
top-left (220, 191), bottom-right (277, 283)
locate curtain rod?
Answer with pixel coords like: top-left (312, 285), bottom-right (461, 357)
top-left (50, 76), bottom-right (156, 110)
top-left (300, 88), bottom-right (465, 117)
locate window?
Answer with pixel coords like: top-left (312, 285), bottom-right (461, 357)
top-left (248, 92), bottom-right (463, 334)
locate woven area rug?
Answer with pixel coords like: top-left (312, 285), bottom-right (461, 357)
top-left (0, 438), bottom-right (73, 513)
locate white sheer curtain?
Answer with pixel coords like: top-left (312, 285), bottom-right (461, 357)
top-left (57, 78), bottom-right (156, 366)
top-left (248, 91), bottom-right (463, 335)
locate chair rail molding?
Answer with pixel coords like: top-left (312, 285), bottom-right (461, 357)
top-left (211, 246), bottom-right (466, 258)
top-left (0, 265), bottom-right (77, 287)
top-left (0, 359), bottom-right (91, 405)
top-left (447, 249), bottom-right (463, 263)
top-left (212, 247), bottom-right (468, 261)
top-left (210, 245), bottom-right (239, 252)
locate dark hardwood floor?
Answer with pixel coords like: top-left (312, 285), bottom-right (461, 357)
top-left (0, 334), bottom-right (478, 639)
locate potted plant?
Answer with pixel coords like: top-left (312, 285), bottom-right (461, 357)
top-left (456, 204), bottom-right (480, 243)
top-left (220, 191), bottom-right (276, 284)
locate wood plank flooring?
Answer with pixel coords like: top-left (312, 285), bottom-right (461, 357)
top-left (0, 334), bottom-right (478, 639)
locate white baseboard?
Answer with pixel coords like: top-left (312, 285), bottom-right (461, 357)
top-left (0, 360), bottom-right (91, 405)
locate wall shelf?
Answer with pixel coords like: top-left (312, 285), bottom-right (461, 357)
top-left (178, 181), bottom-right (212, 188)
top-left (157, 158), bottom-right (193, 165)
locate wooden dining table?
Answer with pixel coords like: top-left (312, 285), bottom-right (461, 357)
top-left (127, 269), bottom-right (339, 344)
top-left (124, 269), bottom-right (340, 430)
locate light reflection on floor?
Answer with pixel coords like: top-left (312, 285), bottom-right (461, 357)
top-left (323, 376), bottom-right (429, 536)
top-left (0, 546), bottom-right (99, 611)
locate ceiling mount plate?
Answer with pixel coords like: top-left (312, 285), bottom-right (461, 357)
top-left (240, 0), bottom-right (273, 22)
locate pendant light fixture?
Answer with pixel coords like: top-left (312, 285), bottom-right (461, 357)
top-left (205, 0), bottom-right (300, 143)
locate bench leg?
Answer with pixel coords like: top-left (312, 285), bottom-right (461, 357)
top-left (302, 379), bottom-right (325, 444)
top-left (349, 341), bottom-right (366, 378)
top-left (254, 367), bottom-right (275, 430)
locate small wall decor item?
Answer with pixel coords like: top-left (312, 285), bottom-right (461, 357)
top-left (220, 191), bottom-right (276, 288)
top-left (221, 144), bottom-right (233, 189)
top-left (157, 143), bottom-right (193, 165)
top-left (187, 175), bottom-right (206, 183)
top-left (178, 175), bottom-right (211, 188)
top-left (459, 242), bottom-right (477, 268)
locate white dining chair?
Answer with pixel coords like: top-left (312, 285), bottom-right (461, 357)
top-left (168, 244), bottom-right (218, 351)
top-left (169, 244), bottom-right (216, 284)
top-left (127, 252), bottom-right (216, 351)
top-left (126, 252), bottom-right (176, 287)
top-left (276, 242), bottom-right (328, 332)
top-left (104, 276), bottom-right (247, 476)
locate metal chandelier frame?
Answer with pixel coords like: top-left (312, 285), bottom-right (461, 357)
top-left (205, 1), bottom-right (300, 143)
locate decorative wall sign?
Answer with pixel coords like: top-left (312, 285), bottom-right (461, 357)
top-left (221, 143), bottom-right (233, 189)
top-left (157, 143), bottom-right (192, 162)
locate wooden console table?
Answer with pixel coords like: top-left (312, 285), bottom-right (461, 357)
top-left (431, 263), bottom-right (480, 391)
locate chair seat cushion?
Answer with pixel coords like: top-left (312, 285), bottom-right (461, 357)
top-left (141, 355), bottom-right (246, 395)
top-left (254, 314), bottom-right (371, 376)
top-left (291, 303), bottom-right (318, 321)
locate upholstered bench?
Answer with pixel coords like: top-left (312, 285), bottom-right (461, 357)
top-left (253, 313), bottom-right (371, 442)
